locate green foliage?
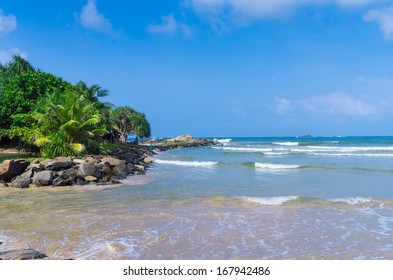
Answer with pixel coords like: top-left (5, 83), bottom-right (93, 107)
top-left (110, 106), bottom-right (151, 142)
top-left (40, 132), bottom-right (76, 158)
top-left (0, 56), bottom-right (152, 158)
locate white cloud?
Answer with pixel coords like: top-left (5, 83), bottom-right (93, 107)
top-left (0, 48), bottom-right (27, 64)
top-left (363, 6), bottom-right (393, 40)
top-left (186, 0), bottom-right (388, 26)
top-left (0, 9), bottom-right (17, 35)
top-left (147, 14), bottom-right (192, 37)
top-left (275, 97), bottom-right (293, 115)
top-left (300, 92), bottom-right (375, 116)
top-left (78, 0), bottom-right (113, 34)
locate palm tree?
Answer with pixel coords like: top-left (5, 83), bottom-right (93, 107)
top-left (34, 88), bottom-right (108, 152)
top-left (5, 55), bottom-right (34, 77)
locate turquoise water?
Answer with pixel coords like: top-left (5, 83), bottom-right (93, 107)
top-left (2, 136), bottom-right (393, 259)
top-left (151, 136), bottom-right (393, 201)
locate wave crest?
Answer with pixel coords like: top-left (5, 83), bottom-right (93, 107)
top-left (154, 159), bottom-right (218, 167)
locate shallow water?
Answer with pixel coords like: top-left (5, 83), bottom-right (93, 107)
top-left (2, 136), bottom-right (393, 259)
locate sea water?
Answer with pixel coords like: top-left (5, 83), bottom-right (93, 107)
top-left (2, 136), bottom-right (393, 259)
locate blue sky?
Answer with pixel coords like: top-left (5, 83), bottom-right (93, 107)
top-left (1, 0), bottom-right (393, 137)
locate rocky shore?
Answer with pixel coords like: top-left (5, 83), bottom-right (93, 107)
top-left (0, 136), bottom-right (218, 260)
top-left (0, 135), bottom-right (218, 190)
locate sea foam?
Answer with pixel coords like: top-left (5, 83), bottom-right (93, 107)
top-left (214, 138), bottom-right (232, 144)
top-left (273, 142), bottom-right (299, 146)
top-left (328, 197), bottom-right (373, 205)
top-left (154, 159), bottom-right (218, 167)
top-left (240, 196), bottom-right (299, 206)
top-left (255, 162), bottom-right (302, 170)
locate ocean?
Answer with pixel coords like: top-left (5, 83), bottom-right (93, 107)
top-left (1, 136), bottom-right (393, 259)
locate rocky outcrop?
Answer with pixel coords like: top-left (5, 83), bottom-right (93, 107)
top-left (0, 159), bottom-right (29, 181)
top-left (0, 137), bottom-right (218, 188)
top-left (0, 249), bottom-right (47, 260)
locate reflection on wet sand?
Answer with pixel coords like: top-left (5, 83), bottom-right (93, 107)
top-left (2, 184), bottom-right (393, 260)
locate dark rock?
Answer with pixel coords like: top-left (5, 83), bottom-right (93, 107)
top-left (33, 170), bottom-right (54, 186)
top-left (0, 249), bottom-right (47, 260)
top-left (112, 164), bottom-right (127, 178)
top-left (0, 159), bottom-right (30, 181)
top-left (76, 163), bottom-right (101, 179)
top-left (11, 169), bottom-right (33, 188)
top-left (41, 159), bottom-right (73, 171)
top-left (126, 163), bottom-right (135, 174)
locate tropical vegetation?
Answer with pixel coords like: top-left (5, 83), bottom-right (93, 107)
top-left (0, 55), bottom-right (151, 158)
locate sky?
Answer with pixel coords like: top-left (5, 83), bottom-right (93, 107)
top-left (1, 0), bottom-right (393, 137)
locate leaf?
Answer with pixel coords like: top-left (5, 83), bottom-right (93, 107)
top-left (34, 137), bottom-right (50, 147)
top-left (69, 143), bottom-right (85, 152)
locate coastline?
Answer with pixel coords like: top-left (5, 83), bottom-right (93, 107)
top-left (0, 136), bottom-right (218, 260)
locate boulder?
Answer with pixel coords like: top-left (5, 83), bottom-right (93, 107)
top-left (41, 159), bottom-right (73, 171)
top-left (134, 165), bottom-right (145, 171)
top-left (126, 163), bottom-right (135, 174)
top-left (112, 164), bottom-right (127, 178)
top-left (28, 162), bottom-right (44, 172)
top-left (101, 157), bottom-right (126, 167)
top-left (73, 158), bottom-right (85, 164)
top-left (0, 159), bottom-right (30, 181)
top-left (143, 157), bottom-right (153, 164)
top-left (84, 175), bottom-right (97, 182)
top-left (53, 168), bottom-right (77, 187)
top-left (97, 163), bottom-right (112, 175)
top-left (0, 249), bottom-right (47, 260)
top-left (76, 163), bottom-right (101, 178)
top-left (84, 156), bottom-right (100, 164)
top-left (11, 169), bottom-right (33, 188)
top-left (0, 181), bottom-right (8, 188)
top-left (33, 170), bottom-right (54, 186)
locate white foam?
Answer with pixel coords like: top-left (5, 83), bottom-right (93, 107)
top-left (214, 147), bottom-right (270, 152)
top-left (214, 138), bottom-right (232, 144)
top-left (329, 197), bottom-right (373, 205)
top-left (154, 159), bottom-right (218, 167)
top-left (273, 142), bottom-right (299, 146)
top-left (255, 162), bottom-right (302, 170)
top-left (240, 196), bottom-right (299, 206)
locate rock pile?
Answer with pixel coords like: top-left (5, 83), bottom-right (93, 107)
top-left (0, 150), bottom-right (154, 188)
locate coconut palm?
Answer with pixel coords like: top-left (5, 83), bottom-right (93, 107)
top-left (34, 88), bottom-right (108, 152)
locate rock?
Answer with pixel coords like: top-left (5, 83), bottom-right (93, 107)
top-left (11, 169), bottom-right (32, 188)
top-left (33, 170), bottom-right (54, 186)
top-left (73, 158), bottom-right (85, 164)
top-left (10, 180), bottom-right (30, 188)
top-left (112, 164), bottom-right (127, 178)
top-left (0, 159), bottom-right (30, 181)
top-left (0, 249), bottom-right (47, 260)
top-left (41, 159), bottom-right (73, 171)
top-left (0, 181), bottom-right (8, 188)
top-left (97, 163), bottom-right (112, 175)
top-left (53, 168), bottom-right (77, 187)
top-left (143, 157), bottom-right (153, 164)
top-left (134, 165), bottom-right (145, 171)
top-left (126, 163), bottom-right (135, 174)
top-left (84, 175), bottom-right (97, 182)
top-left (168, 134), bottom-right (193, 142)
top-left (110, 177), bottom-right (122, 184)
top-left (28, 162), bottom-right (44, 172)
top-left (84, 156), bottom-right (100, 164)
top-left (76, 163), bottom-right (101, 178)
top-left (28, 184), bottom-right (41, 188)
top-left (101, 157), bottom-right (126, 167)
